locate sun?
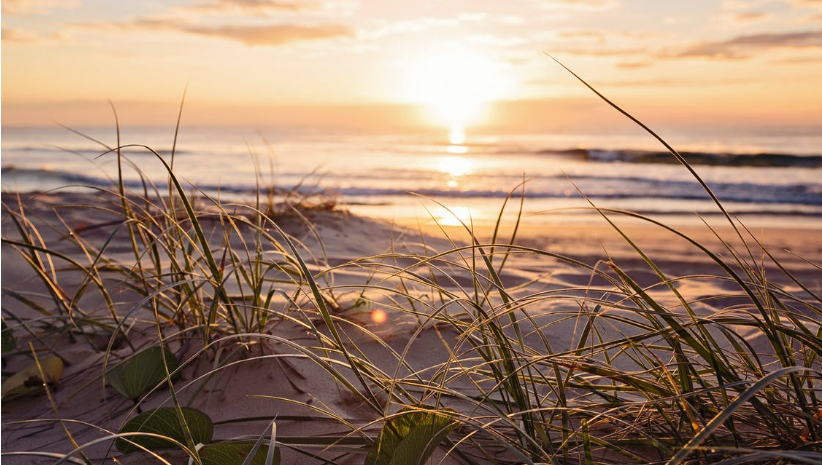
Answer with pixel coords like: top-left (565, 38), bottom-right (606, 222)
top-left (400, 47), bottom-right (510, 139)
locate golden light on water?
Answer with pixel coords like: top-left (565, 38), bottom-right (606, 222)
top-left (436, 206), bottom-right (472, 226)
top-left (439, 156), bottom-right (472, 177)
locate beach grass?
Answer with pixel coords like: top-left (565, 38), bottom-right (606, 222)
top-left (2, 82), bottom-right (821, 465)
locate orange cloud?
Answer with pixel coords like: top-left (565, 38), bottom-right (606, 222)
top-left (184, 23), bottom-right (355, 45)
top-left (182, 0), bottom-right (319, 16)
top-left (670, 30), bottom-right (822, 59)
top-left (75, 18), bottom-right (355, 46)
top-left (1, 27), bottom-right (38, 42)
top-left (616, 61), bottom-right (653, 69)
top-left (2, 0), bottom-right (79, 15)
top-left (538, 0), bottom-right (619, 11)
top-left (551, 47), bottom-right (645, 56)
top-left (733, 11), bottom-right (771, 21)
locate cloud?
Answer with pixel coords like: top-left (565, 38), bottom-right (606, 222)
top-left (669, 30), bottom-right (822, 59)
top-left (528, 77), bottom-right (751, 87)
top-left (184, 23), bottom-right (355, 45)
top-left (772, 54), bottom-right (822, 62)
top-left (75, 17), bottom-right (354, 46)
top-left (537, 0), bottom-right (619, 11)
top-left (1, 27), bottom-right (38, 42)
top-left (181, 0), bottom-right (319, 16)
top-left (2, 0), bottom-right (79, 15)
top-left (1, 26), bottom-right (67, 43)
top-left (732, 11), bottom-right (771, 21)
top-left (616, 61), bottom-right (653, 69)
top-left (551, 47), bottom-right (645, 57)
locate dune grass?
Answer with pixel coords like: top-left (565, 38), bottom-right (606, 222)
top-left (2, 77), bottom-right (821, 464)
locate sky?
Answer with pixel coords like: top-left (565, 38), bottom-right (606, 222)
top-left (2, 0), bottom-right (822, 130)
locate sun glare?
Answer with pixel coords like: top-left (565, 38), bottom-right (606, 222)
top-left (449, 123), bottom-right (466, 145)
top-left (439, 156), bottom-right (472, 177)
top-left (401, 47), bottom-right (509, 139)
top-left (436, 206), bottom-right (473, 227)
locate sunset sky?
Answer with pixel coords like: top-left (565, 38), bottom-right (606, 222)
top-left (3, 0), bottom-right (822, 129)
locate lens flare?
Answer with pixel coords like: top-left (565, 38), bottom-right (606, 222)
top-left (371, 308), bottom-right (388, 324)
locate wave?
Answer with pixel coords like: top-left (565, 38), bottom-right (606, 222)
top-left (1, 144), bottom-right (193, 157)
top-left (541, 148), bottom-right (822, 167)
top-left (4, 166), bottom-right (821, 207)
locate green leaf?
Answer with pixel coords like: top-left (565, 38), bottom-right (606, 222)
top-left (116, 407), bottom-right (213, 454)
top-left (1, 357), bottom-right (63, 401)
top-left (199, 442), bottom-right (279, 465)
top-left (108, 346), bottom-right (180, 400)
top-left (1, 319), bottom-right (14, 354)
top-left (366, 407), bottom-right (457, 465)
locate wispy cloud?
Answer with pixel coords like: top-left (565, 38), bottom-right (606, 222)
top-left (1, 26), bottom-right (67, 44)
top-left (772, 54), bottom-right (822, 62)
top-left (537, 0), bottom-right (619, 11)
top-left (551, 47), bottom-right (645, 57)
top-left (668, 30), bottom-right (822, 59)
top-left (2, 0), bottom-right (79, 15)
top-left (1, 27), bottom-right (38, 42)
top-left (75, 16), bottom-right (355, 46)
top-left (180, 0), bottom-right (320, 16)
top-left (732, 11), bottom-right (771, 21)
top-left (184, 23), bottom-right (354, 45)
top-left (616, 61), bottom-right (653, 69)
top-left (528, 76), bottom-right (752, 87)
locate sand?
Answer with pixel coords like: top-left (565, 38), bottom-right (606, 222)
top-left (2, 190), bottom-right (820, 464)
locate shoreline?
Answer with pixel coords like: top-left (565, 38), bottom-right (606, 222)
top-left (5, 188), bottom-right (820, 259)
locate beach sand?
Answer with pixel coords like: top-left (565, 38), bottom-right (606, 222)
top-left (2, 190), bottom-right (820, 464)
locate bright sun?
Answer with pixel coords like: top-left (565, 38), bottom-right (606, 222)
top-left (401, 47), bottom-right (509, 140)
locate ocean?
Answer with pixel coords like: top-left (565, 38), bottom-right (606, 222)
top-left (2, 124), bottom-right (822, 229)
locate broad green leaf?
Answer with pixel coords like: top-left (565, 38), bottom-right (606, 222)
top-left (1, 357), bottom-right (63, 401)
top-left (116, 407), bottom-right (213, 454)
top-left (1, 319), bottom-right (14, 354)
top-left (108, 346), bottom-right (180, 400)
top-left (199, 442), bottom-right (279, 465)
top-left (366, 407), bottom-right (457, 465)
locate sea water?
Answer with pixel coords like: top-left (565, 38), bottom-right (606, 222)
top-left (2, 124), bottom-right (821, 228)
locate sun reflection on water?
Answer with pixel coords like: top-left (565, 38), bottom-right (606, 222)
top-left (435, 205), bottom-right (472, 226)
top-left (439, 156), bottom-right (472, 177)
